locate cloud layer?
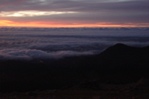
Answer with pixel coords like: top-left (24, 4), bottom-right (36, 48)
top-left (0, 27), bottom-right (149, 60)
top-left (0, 49), bottom-right (94, 60)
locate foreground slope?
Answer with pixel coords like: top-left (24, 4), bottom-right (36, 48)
top-left (0, 43), bottom-right (149, 92)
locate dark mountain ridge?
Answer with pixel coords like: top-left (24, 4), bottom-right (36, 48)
top-left (98, 43), bottom-right (149, 68)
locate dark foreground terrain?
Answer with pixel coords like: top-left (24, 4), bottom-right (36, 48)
top-left (0, 43), bottom-right (149, 98)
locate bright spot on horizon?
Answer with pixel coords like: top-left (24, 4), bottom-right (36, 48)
top-left (0, 11), bottom-right (77, 17)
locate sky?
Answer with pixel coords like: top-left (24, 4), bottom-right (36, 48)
top-left (0, 0), bottom-right (149, 27)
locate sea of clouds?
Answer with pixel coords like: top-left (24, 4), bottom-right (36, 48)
top-left (0, 27), bottom-right (149, 60)
top-left (0, 49), bottom-right (95, 60)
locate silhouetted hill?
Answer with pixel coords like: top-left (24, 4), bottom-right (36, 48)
top-left (0, 43), bottom-right (149, 92)
top-left (98, 43), bottom-right (149, 68)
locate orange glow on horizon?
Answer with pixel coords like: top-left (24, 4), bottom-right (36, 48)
top-left (0, 20), bottom-right (149, 28)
